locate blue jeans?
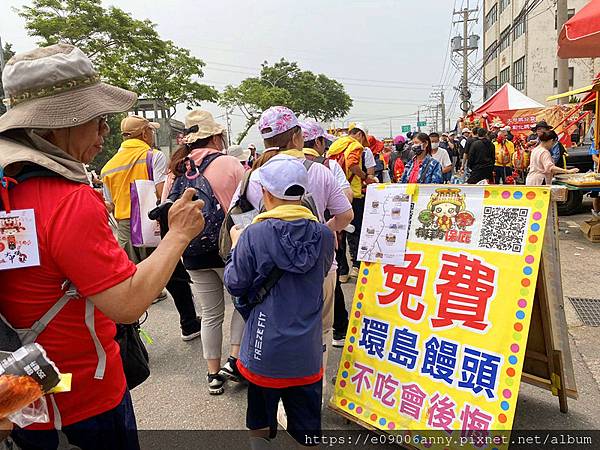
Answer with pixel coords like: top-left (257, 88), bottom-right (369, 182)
top-left (11, 390), bottom-right (139, 450)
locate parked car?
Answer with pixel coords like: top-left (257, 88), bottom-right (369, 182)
top-left (556, 143), bottom-right (595, 215)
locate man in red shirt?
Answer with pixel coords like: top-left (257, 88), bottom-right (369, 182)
top-left (0, 44), bottom-right (204, 449)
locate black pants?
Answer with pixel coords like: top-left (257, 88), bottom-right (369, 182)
top-left (347, 197), bottom-right (365, 269)
top-left (333, 268), bottom-right (349, 334)
top-left (159, 213), bottom-right (199, 333)
top-left (494, 165), bottom-right (510, 184)
top-left (467, 168), bottom-right (493, 184)
top-left (335, 231), bottom-right (349, 276)
top-left (166, 261), bottom-right (199, 332)
top-left (12, 391), bottom-right (139, 450)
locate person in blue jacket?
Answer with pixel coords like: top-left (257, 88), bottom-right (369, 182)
top-left (224, 154), bottom-right (335, 448)
top-left (400, 132), bottom-right (444, 184)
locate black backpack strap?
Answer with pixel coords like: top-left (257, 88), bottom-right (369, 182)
top-left (255, 267), bottom-right (284, 303)
top-left (197, 152), bottom-right (224, 173)
top-left (237, 170), bottom-right (254, 210)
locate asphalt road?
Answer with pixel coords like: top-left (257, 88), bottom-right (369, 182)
top-left (131, 208), bottom-right (600, 447)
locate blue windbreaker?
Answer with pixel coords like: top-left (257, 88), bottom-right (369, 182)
top-left (224, 219), bottom-right (334, 381)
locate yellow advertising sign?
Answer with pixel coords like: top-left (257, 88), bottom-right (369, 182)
top-left (332, 184), bottom-right (550, 448)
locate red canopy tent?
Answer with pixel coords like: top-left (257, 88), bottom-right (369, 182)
top-left (475, 83), bottom-right (544, 114)
top-left (558, 0), bottom-right (600, 58)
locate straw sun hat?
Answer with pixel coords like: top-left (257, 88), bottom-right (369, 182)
top-left (183, 110), bottom-right (226, 144)
top-left (0, 43), bottom-right (137, 133)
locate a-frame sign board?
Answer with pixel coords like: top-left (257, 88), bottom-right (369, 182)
top-left (330, 186), bottom-right (578, 435)
top-left (521, 187), bottom-right (578, 412)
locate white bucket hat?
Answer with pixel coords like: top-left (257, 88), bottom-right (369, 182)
top-left (0, 44), bottom-right (137, 133)
top-left (227, 144), bottom-right (250, 161)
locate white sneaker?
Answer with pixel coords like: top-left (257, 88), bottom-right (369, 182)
top-left (276, 400), bottom-right (288, 429)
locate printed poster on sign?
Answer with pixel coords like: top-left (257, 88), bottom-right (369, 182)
top-left (358, 185), bottom-right (411, 265)
top-left (332, 185), bottom-right (550, 449)
top-left (0, 209), bottom-right (40, 270)
top-left (409, 186), bottom-right (532, 255)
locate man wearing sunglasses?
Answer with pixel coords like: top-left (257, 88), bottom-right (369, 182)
top-left (101, 115), bottom-right (167, 267)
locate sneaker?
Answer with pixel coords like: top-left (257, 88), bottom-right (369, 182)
top-left (277, 400), bottom-right (288, 429)
top-left (181, 317), bottom-right (201, 342)
top-left (152, 289), bottom-right (168, 304)
top-left (207, 373), bottom-right (225, 395)
top-left (350, 267), bottom-right (359, 279)
top-left (218, 356), bottom-right (245, 383)
top-left (339, 274), bottom-right (350, 283)
top-left (332, 331), bottom-right (346, 348)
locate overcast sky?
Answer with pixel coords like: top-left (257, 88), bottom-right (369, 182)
top-left (0, 0), bottom-right (483, 147)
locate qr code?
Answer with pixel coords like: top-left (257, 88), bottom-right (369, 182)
top-left (478, 206), bottom-right (530, 253)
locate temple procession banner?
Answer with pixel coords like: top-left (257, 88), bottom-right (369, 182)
top-left (463, 105), bottom-right (583, 147)
top-left (332, 184), bottom-right (551, 449)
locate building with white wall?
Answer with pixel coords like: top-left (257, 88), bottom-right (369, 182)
top-left (483, 0), bottom-right (599, 104)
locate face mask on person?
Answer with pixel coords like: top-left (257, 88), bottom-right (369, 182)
top-left (412, 145), bottom-right (424, 155)
top-left (431, 142), bottom-right (439, 150)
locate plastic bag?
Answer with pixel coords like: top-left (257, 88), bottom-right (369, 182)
top-left (0, 344), bottom-right (61, 426)
top-left (8, 396), bottom-right (49, 428)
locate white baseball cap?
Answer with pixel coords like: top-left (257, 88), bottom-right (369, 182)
top-left (462, 128), bottom-right (472, 134)
top-left (258, 154), bottom-right (308, 200)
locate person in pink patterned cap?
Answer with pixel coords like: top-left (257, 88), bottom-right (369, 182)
top-left (300, 119), bottom-right (353, 350)
top-left (230, 106), bottom-right (353, 416)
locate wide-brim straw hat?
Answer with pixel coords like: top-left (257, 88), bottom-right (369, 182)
top-left (0, 44), bottom-right (137, 133)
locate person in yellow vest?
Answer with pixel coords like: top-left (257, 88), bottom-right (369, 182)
top-left (327, 123), bottom-right (377, 278)
top-left (493, 129), bottom-right (515, 184)
top-left (101, 115), bottom-right (167, 263)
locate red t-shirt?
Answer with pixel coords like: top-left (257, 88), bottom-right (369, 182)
top-left (408, 159), bottom-right (422, 184)
top-left (0, 177), bottom-right (137, 428)
top-left (237, 361), bottom-right (323, 389)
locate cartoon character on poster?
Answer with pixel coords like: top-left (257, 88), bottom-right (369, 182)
top-left (415, 188), bottom-right (476, 243)
top-left (0, 216), bottom-right (25, 250)
top-left (0, 210), bottom-right (40, 269)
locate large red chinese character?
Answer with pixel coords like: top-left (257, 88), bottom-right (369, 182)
top-left (373, 373), bottom-right (399, 408)
top-left (350, 362), bottom-right (374, 394)
top-left (427, 393), bottom-right (456, 431)
top-left (460, 404), bottom-right (493, 447)
top-left (398, 383), bottom-right (427, 420)
top-left (378, 253), bottom-right (427, 322)
top-left (432, 253), bottom-right (496, 331)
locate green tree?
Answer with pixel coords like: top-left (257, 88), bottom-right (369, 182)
top-left (220, 59), bottom-right (352, 143)
top-left (0, 43), bottom-right (16, 115)
top-left (18, 0), bottom-right (218, 115)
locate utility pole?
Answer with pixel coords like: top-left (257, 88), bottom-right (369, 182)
top-left (225, 108), bottom-right (233, 146)
top-left (441, 90), bottom-right (446, 133)
top-left (556, 0), bottom-right (569, 104)
top-left (0, 36), bottom-right (5, 72)
top-left (389, 119), bottom-right (393, 138)
top-left (417, 107), bottom-right (421, 132)
top-left (430, 88), bottom-right (447, 132)
top-left (452, 3), bottom-right (479, 114)
top-left (0, 36), bottom-right (7, 113)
